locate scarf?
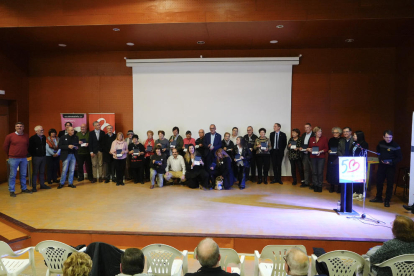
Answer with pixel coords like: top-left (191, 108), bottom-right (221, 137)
top-left (46, 136), bottom-right (59, 150)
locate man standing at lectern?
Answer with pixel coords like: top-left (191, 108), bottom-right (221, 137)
top-left (370, 130), bottom-right (402, 208)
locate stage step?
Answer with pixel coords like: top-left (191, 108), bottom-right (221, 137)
top-left (0, 221), bottom-right (29, 243)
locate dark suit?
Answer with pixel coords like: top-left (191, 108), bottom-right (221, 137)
top-left (89, 129), bottom-right (105, 179)
top-left (58, 129), bottom-right (77, 138)
top-left (185, 266), bottom-right (239, 276)
top-left (270, 131), bottom-right (287, 182)
top-left (300, 131), bottom-right (315, 185)
top-left (203, 132), bottom-right (222, 169)
top-left (243, 134), bottom-right (258, 180)
top-left (233, 145), bottom-right (252, 188)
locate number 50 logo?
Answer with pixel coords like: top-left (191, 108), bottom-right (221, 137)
top-left (339, 157), bottom-right (366, 183)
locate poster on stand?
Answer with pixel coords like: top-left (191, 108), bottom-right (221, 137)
top-left (88, 113), bottom-right (115, 133)
top-left (60, 113), bottom-right (87, 133)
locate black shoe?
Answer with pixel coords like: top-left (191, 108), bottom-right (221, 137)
top-left (134, 181), bottom-right (138, 184)
top-left (336, 186), bottom-right (341, 193)
top-left (10, 192), bottom-right (16, 197)
top-left (68, 184), bottom-right (76, 188)
top-left (257, 179), bottom-right (262, 184)
top-left (313, 187), bottom-right (318, 192)
top-left (278, 181), bottom-right (283, 185)
top-left (22, 189), bottom-right (32, 194)
top-left (270, 180), bottom-right (277, 184)
top-left (105, 179), bottom-right (110, 183)
top-left (309, 185), bottom-right (314, 190)
top-left (263, 179), bottom-right (268, 184)
top-left (403, 205), bottom-right (413, 211)
top-left (329, 185), bottom-right (335, 193)
top-left (112, 178), bottom-right (117, 182)
top-left (384, 201), bottom-right (390, 207)
top-left (57, 185), bottom-right (64, 189)
top-left (240, 186), bottom-right (245, 190)
top-left (141, 181), bottom-right (145, 184)
top-left (48, 181), bottom-right (53, 185)
top-left (90, 179), bottom-right (95, 183)
top-left (370, 197), bottom-right (383, 203)
top-left (40, 185), bottom-right (51, 189)
top-left (300, 184), bottom-right (308, 188)
top-left (292, 181), bottom-right (297, 185)
top-left (32, 189), bottom-right (37, 193)
top-left (116, 183), bottom-right (120, 186)
top-left (78, 178), bottom-right (84, 182)
top-left (318, 187), bottom-right (323, 193)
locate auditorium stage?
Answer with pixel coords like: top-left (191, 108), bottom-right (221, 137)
top-left (0, 179), bottom-right (411, 254)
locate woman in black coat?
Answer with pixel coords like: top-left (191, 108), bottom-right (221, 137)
top-left (210, 148), bottom-right (236, 190)
top-left (352, 130), bottom-right (369, 195)
top-left (327, 127), bottom-right (342, 193)
top-left (128, 135), bottom-right (146, 184)
top-left (184, 144), bottom-right (209, 189)
top-left (233, 136), bottom-right (252, 189)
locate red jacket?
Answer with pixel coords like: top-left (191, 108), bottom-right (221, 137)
top-left (307, 136), bottom-right (329, 159)
top-left (3, 133), bottom-right (29, 158)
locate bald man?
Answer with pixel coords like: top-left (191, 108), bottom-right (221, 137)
top-left (284, 247), bottom-right (309, 276)
top-left (76, 124), bottom-right (94, 183)
top-left (185, 238), bottom-right (238, 276)
top-left (195, 129), bottom-right (206, 157)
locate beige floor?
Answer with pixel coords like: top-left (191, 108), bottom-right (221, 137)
top-left (1, 179), bottom-right (411, 241)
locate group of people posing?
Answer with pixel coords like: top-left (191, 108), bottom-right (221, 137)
top-left (3, 121), bottom-right (402, 207)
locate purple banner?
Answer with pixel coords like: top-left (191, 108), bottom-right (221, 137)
top-left (60, 113), bottom-right (87, 132)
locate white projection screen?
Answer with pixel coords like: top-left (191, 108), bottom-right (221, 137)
top-left (127, 57), bottom-right (299, 176)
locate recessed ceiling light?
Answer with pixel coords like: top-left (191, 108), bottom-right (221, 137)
top-left (126, 42), bottom-right (135, 46)
top-left (270, 40), bottom-right (278, 44)
top-left (58, 44), bottom-right (67, 47)
top-left (113, 28), bottom-right (120, 31)
top-left (197, 41), bottom-right (205, 44)
top-left (345, 39), bottom-right (354, 43)
top-left (276, 25), bottom-right (284, 28)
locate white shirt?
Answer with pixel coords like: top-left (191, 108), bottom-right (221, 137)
top-left (95, 129), bottom-right (100, 141)
top-left (15, 131), bottom-right (24, 136)
top-left (230, 135), bottom-right (238, 144)
top-left (304, 132), bottom-right (312, 145)
top-left (210, 133), bottom-right (216, 146)
top-left (166, 155), bottom-right (186, 174)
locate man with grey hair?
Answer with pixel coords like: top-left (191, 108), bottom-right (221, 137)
top-left (185, 238), bottom-right (238, 276)
top-left (29, 125), bottom-right (51, 191)
top-left (284, 247), bottom-right (309, 276)
top-left (89, 121), bottom-right (105, 182)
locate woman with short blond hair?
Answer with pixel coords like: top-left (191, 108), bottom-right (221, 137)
top-left (110, 132), bottom-right (128, 186)
top-left (63, 252), bottom-right (92, 276)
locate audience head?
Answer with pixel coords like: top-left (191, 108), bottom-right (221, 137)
top-left (353, 131), bottom-right (365, 143)
top-left (236, 136), bottom-right (244, 146)
top-left (196, 238), bottom-right (220, 268)
top-left (48, 128), bottom-right (57, 137)
top-left (106, 125), bottom-right (113, 135)
top-left (116, 132), bottom-right (124, 141)
top-left (291, 128), bottom-right (300, 138)
top-left (158, 130), bottom-right (165, 139)
top-left (132, 135), bottom-right (139, 143)
top-left (331, 127), bottom-right (342, 138)
top-left (67, 127), bottom-right (74, 136)
top-left (304, 123), bottom-right (312, 134)
top-left (274, 123), bottom-right (281, 132)
top-left (259, 128), bottom-right (266, 137)
top-left (247, 126), bottom-right (253, 136)
top-left (155, 145), bottom-right (162, 155)
top-left (186, 130), bottom-right (192, 139)
top-left (383, 130), bottom-right (393, 143)
top-left (172, 148), bottom-right (178, 158)
top-left (232, 127), bottom-right (238, 137)
top-left (313, 126), bottom-right (322, 138)
top-left (343, 127), bottom-right (352, 139)
top-left (62, 252), bottom-right (92, 276)
top-left (284, 247), bottom-right (309, 276)
top-left (173, 126), bottom-right (179, 136)
top-left (65, 122), bottom-right (73, 130)
top-left (34, 125), bottom-right (44, 136)
top-left (127, 130), bottom-right (134, 138)
top-left (224, 132), bottom-right (230, 141)
top-left (198, 129), bottom-right (205, 138)
top-left (80, 124), bottom-right (87, 134)
top-left (147, 130), bottom-right (154, 139)
top-left (210, 124), bottom-right (216, 134)
top-left (93, 121), bottom-right (101, 131)
top-left (120, 248), bottom-right (145, 275)
top-left (392, 215), bottom-right (414, 242)
top-left (15, 122), bottom-right (24, 133)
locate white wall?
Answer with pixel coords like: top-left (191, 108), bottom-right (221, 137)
top-left (130, 59), bottom-right (297, 176)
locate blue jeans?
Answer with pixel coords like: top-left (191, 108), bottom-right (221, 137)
top-left (8, 158), bottom-right (28, 192)
top-left (61, 154), bottom-right (76, 185)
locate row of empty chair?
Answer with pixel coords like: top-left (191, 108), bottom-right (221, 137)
top-left (1, 240), bottom-right (414, 276)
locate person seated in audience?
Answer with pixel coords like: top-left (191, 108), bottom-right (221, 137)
top-left (287, 128), bottom-right (304, 186)
top-left (155, 130), bottom-right (169, 158)
top-left (63, 252), bottom-right (92, 276)
top-left (233, 136), bottom-right (252, 190)
top-left (46, 128), bottom-right (60, 185)
top-left (209, 148), bottom-right (235, 190)
top-left (184, 144), bottom-right (209, 189)
top-left (196, 129), bottom-right (206, 158)
top-left (370, 215), bottom-right (414, 276)
top-left (253, 128), bottom-right (272, 184)
top-left (144, 130), bottom-right (155, 181)
top-left (221, 132), bottom-right (234, 159)
top-left (284, 247), bottom-right (309, 276)
top-left (327, 127), bottom-right (342, 193)
top-left (164, 148), bottom-right (186, 184)
top-left (150, 145), bottom-right (167, 189)
top-left (110, 132), bottom-right (129, 186)
top-left (58, 126), bottom-right (79, 189)
top-left (117, 248), bottom-right (149, 276)
top-left (128, 135), bottom-right (145, 184)
top-left (185, 238), bottom-right (238, 276)
top-left (170, 126), bottom-right (184, 156)
top-left (230, 127), bottom-right (238, 144)
top-left (58, 121), bottom-right (78, 138)
top-left (307, 126), bottom-right (328, 193)
top-left (183, 130), bottom-right (196, 154)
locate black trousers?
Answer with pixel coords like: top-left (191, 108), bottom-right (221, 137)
top-left (290, 159), bottom-right (304, 182)
top-left (32, 156), bottom-right (46, 188)
top-left (131, 165), bottom-right (144, 183)
top-left (236, 165), bottom-right (248, 188)
top-left (270, 149), bottom-right (284, 181)
top-left (256, 154), bottom-right (270, 180)
top-left (77, 154), bottom-right (93, 180)
top-left (46, 156), bottom-right (60, 182)
top-left (105, 158), bottom-right (116, 180)
top-left (186, 170), bottom-right (209, 189)
top-left (376, 163), bottom-right (396, 201)
top-left (114, 159), bottom-right (126, 184)
top-left (311, 158), bottom-right (325, 187)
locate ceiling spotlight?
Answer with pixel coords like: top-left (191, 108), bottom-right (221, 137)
top-left (58, 44), bottom-right (67, 47)
top-left (126, 42), bottom-right (135, 46)
top-left (345, 39), bottom-right (354, 43)
top-left (270, 40), bottom-right (278, 44)
top-left (197, 41), bottom-right (205, 44)
top-left (113, 28), bottom-right (120, 31)
top-left (276, 25), bottom-right (284, 28)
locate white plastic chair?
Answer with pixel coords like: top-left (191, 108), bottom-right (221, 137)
top-left (254, 245), bottom-right (307, 276)
top-left (0, 241), bottom-right (36, 276)
top-left (374, 254), bottom-right (414, 275)
top-left (35, 240), bottom-right (80, 276)
top-left (194, 247), bottom-right (245, 276)
top-left (311, 250), bottom-right (367, 276)
top-left (142, 244), bottom-right (188, 276)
